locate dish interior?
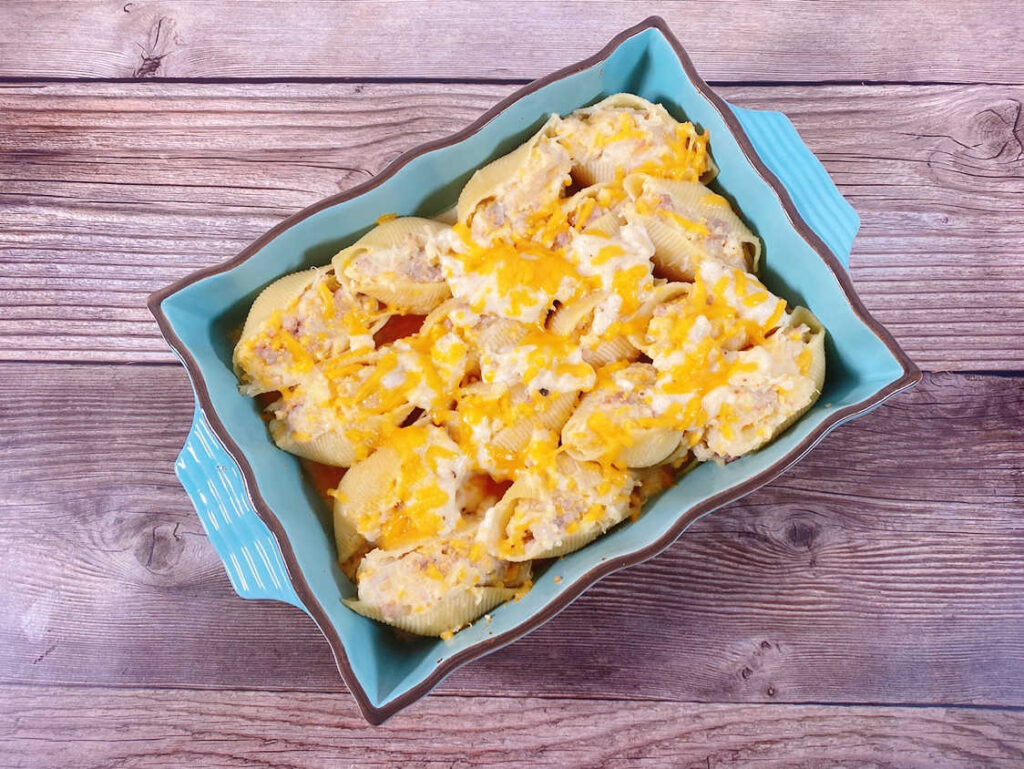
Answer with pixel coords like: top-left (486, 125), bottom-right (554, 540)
top-left (160, 27), bottom-right (906, 706)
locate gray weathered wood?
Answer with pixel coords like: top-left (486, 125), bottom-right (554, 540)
top-left (2, 684), bottom-right (1023, 767)
top-left (0, 1), bottom-right (1022, 84)
top-left (2, 0), bottom-right (1021, 751)
top-left (3, 363), bottom-right (1023, 707)
top-left (2, 83), bottom-right (1023, 369)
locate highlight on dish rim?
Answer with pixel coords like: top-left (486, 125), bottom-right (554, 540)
top-left (230, 93), bottom-right (827, 639)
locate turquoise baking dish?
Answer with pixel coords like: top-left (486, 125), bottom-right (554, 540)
top-left (149, 17), bottom-right (919, 723)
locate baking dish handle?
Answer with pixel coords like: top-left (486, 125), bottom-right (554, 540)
top-left (730, 105), bottom-right (859, 269)
top-left (176, 402), bottom-right (306, 610)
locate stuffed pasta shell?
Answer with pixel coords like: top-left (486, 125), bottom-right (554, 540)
top-left (267, 353), bottom-right (413, 467)
top-left (456, 115), bottom-right (571, 243)
top-left (547, 291), bottom-right (641, 367)
top-left (343, 526), bottom-right (531, 637)
top-left (440, 224), bottom-right (583, 324)
top-left (632, 261), bottom-right (789, 373)
top-left (448, 382), bottom-right (579, 481)
top-left (556, 93), bottom-right (716, 185)
top-left (562, 363), bottom-right (683, 468)
top-left (332, 424), bottom-right (468, 559)
top-left (478, 322), bottom-right (596, 395)
top-left (562, 182), bottom-right (629, 233)
top-left (233, 266), bottom-right (384, 395)
top-left (332, 216), bottom-right (453, 314)
top-left (478, 452), bottom-right (636, 561)
top-left (625, 175), bottom-right (760, 280)
top-left (695, 308), bottom-right (826, 463)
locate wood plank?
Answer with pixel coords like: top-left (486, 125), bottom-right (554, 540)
top-left (2, 83), bottom-right (1023, 370)
top-left (0, 1), bottom-right (1021, 84)
top-left (2, 685), bottom-right (1023, 767)
top-left (2, 364), bottom-right (1023, 707)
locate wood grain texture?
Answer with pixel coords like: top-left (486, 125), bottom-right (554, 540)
top-left (1, 0), bottom-right (1020, 750)
top-left (1, 0), bottom-right (1022, 84)
top-left (2, 82), bottom-right (1023, 369)
top-left (2, 685), bottom-right (1024, 768)
top-left (3, 363), bottom-right (1023, 707)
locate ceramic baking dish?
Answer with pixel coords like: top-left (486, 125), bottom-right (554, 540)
top-left (149, 17), bottom-right (919, 723)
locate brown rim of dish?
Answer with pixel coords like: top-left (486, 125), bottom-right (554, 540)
top-left (148, 16), bottom-right (921, 725)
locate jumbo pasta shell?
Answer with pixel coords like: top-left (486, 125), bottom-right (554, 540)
top-left (790, 306), bottom-right (827, 393)
top-left (633, 281), bottom-right (690, 316)
top-left (548, 293), bottom-right (640, 366)
top-left (479, 455), bottom-right (632, 561)
top-left (271, 406), bottom-right (411, 468)
top-left (572, 158), bottom-right (620, 187)
top-left (562, 183), bottom-right (625, 230)
top-left (625, 281), bottom-right (691, 350)
top-left (564, 94), bottom-right (688, 185)
top-left (456, 114), bottom-right (563, 226)
top-left (474, 478), bottom-right (540, 561)
top-left (562, 368), bottom-right (681, 469)
top-left (584, 335), bottom-right (640, 367)
top-left (333, 216), bottom-right (449, 265)
top-left (271, 428), bottom-right (359, 467)
top-left (237, 267), bottom-right (328, 351)
top-left (477, 317), bottom-right (530, 353)
top-left (421, 297), bottom-right (469, 332)
top-left (582, 211), bottom-right (623, 237)
top-left (365, 280), bottom-right (451, 315)
top-left (625, 175), bottom-right (761, 277)
top-left (482, 491), bottom-right (629, 562)
top-left (232, 266), bottom-right (330, 384)
top-left (758, 307), bottom-right (826, 445)
top-left (457, 141), bottom-right (531, 224)
top-left (332, 217), bottom-right (451, 314)
top-left (333, 502), bottom-right (367, 564)
top-left (547, 292), bottom-right (602, 336)
top-left (533, 389), bottom-right (581, 433)
top-left (343, 586), bottom-right (516, 637)
top-left (702, 307), bottom-right (826, 460)
top-left (420, 298), bottom-right (484, 375)
top-left (591, 93), bottom-right (673, 114)
top-left (518, 525), bottom-right (615, 560)
top-left (491, 390), bottom-right (578, 455)
top-left (333, 445), bottom-right (402, 538)
top-left (615, 429), bottom-right (683, 468)
top-left (640, 215), bottom-right (707, 282)
top-left (476, 318), bottom-right (532, 388)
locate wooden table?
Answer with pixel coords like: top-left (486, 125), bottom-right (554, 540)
top-left (2, 2), bottom-right (1023, 765)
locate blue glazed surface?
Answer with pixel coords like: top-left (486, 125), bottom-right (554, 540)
top-left (162, 25), bottom-right (907, 715)
top-left (177, 401), bottom-right (302, 608)
top-left (729, 106), bottom-right (860, 266)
